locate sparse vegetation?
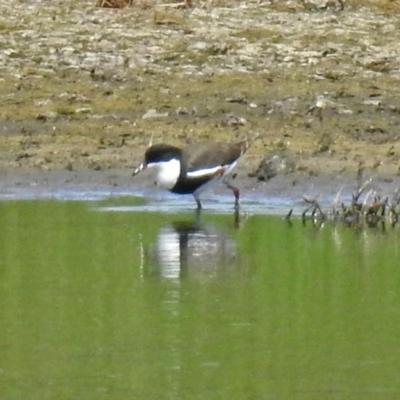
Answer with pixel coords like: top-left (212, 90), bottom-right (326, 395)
top-left (96, 0), bottom-right (133, 8)
top-left (288, 164), bottom-right (400, 229)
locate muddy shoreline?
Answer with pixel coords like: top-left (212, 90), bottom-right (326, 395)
top-left (1, 167), bottom-right (399, 213)
top-left (1, 0), bottom-right (400, 207)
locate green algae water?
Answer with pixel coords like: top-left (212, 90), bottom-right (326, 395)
top-left (1, 200), bottom-right (400, 399)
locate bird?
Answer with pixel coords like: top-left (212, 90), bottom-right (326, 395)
top-left (133, 133), bottom-right (258, 210)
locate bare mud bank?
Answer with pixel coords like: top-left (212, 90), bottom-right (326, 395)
top-left (1, 0), bottom-right (400, 204)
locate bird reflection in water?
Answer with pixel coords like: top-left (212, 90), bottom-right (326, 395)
top-left (145, 215), bottom-right (238, 280)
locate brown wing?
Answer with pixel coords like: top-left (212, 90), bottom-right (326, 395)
top-left (182, 142), bottom-right (243, 172)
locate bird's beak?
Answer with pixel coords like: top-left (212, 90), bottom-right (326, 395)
top-left (133, 162), bottom-right (146, 176)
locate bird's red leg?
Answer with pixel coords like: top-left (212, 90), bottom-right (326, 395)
top-left (217, 168), bottom-right (240, 210)
top-left (224, 181), bottom-right (240, 210)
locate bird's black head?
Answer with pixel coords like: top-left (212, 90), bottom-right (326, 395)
top-left (144, 144), bottom-right (181, 165)
top-left (133, 143), bottom-right (182, 176)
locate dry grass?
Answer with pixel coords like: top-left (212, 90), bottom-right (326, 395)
top-left (347, 0), bottom-right (400, 14)
top-left (93, 0), bottom-right (400, 13)
top-left (96, 0), bottom-right (133, 8)
top-left (286, 163), bottom-right (400, 229)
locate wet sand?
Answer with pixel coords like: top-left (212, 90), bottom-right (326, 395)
top-left (1, 166), bottom-right (399, 215)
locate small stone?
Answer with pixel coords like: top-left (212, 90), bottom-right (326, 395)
top-left (142, 109), bottom-right (169, 119)
top-left (251, 152), bottom-right (296, 181)
top-left (362, 99), bottom-right (382, 106)
top-left (36, 111), bottom-right (58, 121)
top-left (175, 106), bottom-right (190, 115)
top-left (160, 87), bottom-right (171, 95)
top-left (225, 92), bottom-right (247, 104)
top-left (224, 114), bottom-right (247, 127)
top-left (75, 107), bottom-right (92, 114)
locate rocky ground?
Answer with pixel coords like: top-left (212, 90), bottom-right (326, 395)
top-left (1, 0), bottom-right (400, 199)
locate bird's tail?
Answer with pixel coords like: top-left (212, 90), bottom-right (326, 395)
top-left (240, 131), bottom-right (260, 155)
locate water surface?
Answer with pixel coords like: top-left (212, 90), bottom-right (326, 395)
top-left (1, 199), bottom-right (400, 399)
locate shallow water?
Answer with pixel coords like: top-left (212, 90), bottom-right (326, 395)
top-left (1, 199), bottom-right (400, 399)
